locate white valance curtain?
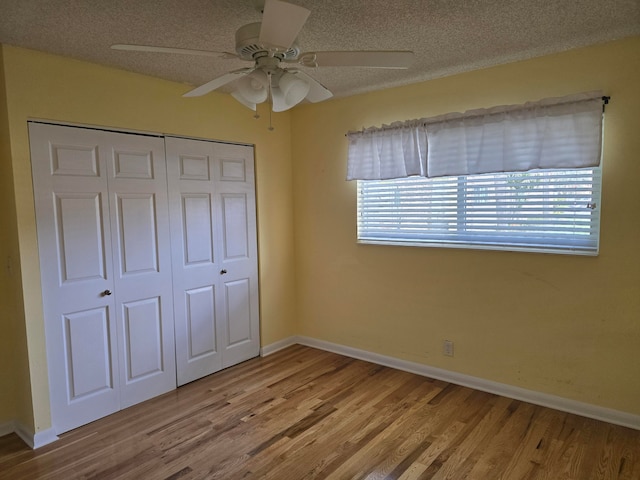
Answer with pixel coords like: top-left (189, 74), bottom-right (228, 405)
top-left (346, 91), bottom-right (605, 181)
top-left (345, 119), bottom-right (427, 180)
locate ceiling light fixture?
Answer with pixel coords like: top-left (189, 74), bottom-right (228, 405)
top-left (230, 64), bottom-right (311, 130)
top-left (232, 67), bottom-right (310, 112)
top-left (231, 70), bottom-right (269, 110)
top-left (275, 71), bottom-right (310, 111)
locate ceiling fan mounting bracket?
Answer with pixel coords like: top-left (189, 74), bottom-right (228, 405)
top-left (235, 22), bottom-right (300, 61)
top-left (254, 55), bottom-right (285, 75)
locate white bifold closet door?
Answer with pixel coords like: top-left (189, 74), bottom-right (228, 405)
top-left (30, 123), bottom-right (176, 434)
top-left (165, 137), bottom-right (260, 386)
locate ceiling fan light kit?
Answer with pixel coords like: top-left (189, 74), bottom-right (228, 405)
top-left (231, 91), bottom-right (259, 111)
top-left (278, 72), bottom-right (310, 108)
top-left (111, 0), bottom-right (414, 127)
top-left (231, 69), bottom-right (310, 113)
top-left (235, 70), bottom-right (269, 106)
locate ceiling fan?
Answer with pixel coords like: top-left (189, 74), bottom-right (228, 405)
top-left (112, 0), bottom-right (414, 115)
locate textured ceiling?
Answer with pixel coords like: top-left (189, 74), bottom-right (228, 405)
top-left (1, 0), bottom-right (639, 101)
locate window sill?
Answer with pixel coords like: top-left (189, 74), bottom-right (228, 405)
top-left (357, 239), bottom-right (599, 256)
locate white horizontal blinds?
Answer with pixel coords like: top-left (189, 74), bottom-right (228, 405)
top-left (425, 94), bottom-right (604, 177)
top-left (358, 168), bottom-right (601, 252)
top-left (358, 175), bottom-right (459, 240)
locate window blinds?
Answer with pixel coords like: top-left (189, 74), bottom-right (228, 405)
top-left (358, 168), bottom-right (602, 253)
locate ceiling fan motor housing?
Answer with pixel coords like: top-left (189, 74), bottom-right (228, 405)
top-left (235, 22), bottom-right (300, 61)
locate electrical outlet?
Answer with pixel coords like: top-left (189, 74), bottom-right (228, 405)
top-left (443, 340), bottom-right (454, 357)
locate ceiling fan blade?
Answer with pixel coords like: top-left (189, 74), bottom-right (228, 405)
top-left (291, 70), bottom-right (333, 103)
top-left (299, 51), bottom-right (414, 69)
top-left (259, 0), bottom-right (310, 49)
top-left (111, 44), bottom-right (237, 59)
top-left (183, 69), bottom-right (254, 97)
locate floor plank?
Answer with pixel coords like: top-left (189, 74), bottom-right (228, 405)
top-left (1, 345), bottom-right (639, 479)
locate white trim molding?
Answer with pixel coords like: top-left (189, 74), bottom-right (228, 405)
top-left (0, 421), bottom-right (59, 449)
top-left (30, 427), bottom-right (59, 449)
top-left (288, 336), bottom-right (640, 431)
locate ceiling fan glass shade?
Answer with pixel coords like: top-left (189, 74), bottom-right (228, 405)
top-left (292, 70), bottom-right (333, 103)
top-left (277, 72), bottom-right (310, 110)
top-left (270, 87), bottom-right (287, 112)
top-left (231, 91), bottom-right (257, 111)
top-left (234, 70), bottom-right (269, 105)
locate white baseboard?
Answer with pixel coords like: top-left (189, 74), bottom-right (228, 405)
top-left (260, 336), bottom-right (298, 357)
top-left (0, 420), bottom-right (59, 449)
top-left (31, 427), bottom-right (59, 449)
top-left (287, 336), bottom-right (640, 431)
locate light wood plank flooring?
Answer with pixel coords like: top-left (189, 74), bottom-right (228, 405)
top-left (1, 345), bottom-right (639, 479)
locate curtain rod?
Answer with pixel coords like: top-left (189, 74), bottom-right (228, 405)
top-left (345, 94), bottom-right (611, 138)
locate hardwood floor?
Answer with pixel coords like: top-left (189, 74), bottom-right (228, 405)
top-left (1, 345), bottom-right (639, 479)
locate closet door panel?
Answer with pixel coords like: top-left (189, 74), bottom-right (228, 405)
top-left (217, 191), bottom-right (255, 360)
top-left (115, 194), bottom-right (159, 274)
top-left (220, 194), bottom-right (249, 260)
top-left (106, 132), bottom-right (176, 408)
top-left (55, 193), bottom-right (107, 282)
top-left (63, 306), bottom-right (114, 400)
top-left (122, 296), bottom-right (164, 380)
top-left (185, 286), bottom-right (218, 359)
top-left (30, 123), bottom-right (120, 434)
top-left (166, 137), bottom-right (223, 386)
top-left (213, 143), bottom-right (260, 369)
top-left (182, 194), bottom-right (215, 265)
top-left (224, 278), bottom-right (252, 346)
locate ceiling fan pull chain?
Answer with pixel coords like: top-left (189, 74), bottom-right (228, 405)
top-left (267, 72), bottom-right (275, 131)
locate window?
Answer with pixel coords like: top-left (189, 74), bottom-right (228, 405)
top-left (357, 167), bottom-right (601, 255)
top-left (349, 92), bottom-right (607, 255)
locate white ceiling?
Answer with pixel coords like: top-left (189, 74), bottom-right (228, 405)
top-left (1, 0), bottom-right (639, 100)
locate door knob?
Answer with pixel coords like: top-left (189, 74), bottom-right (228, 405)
top-left (220, 269), bottom-right (227, 275)
top-left (102, 289), bottom-right (112, 296)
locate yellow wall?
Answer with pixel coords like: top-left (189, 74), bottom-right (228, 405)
top-left (0, 46), bottom-right (33, 430)
top-left (1, 44), bottom-right (297, 432)
top-left (0, 44), bottom-right (16, 424)
top-left (290, 36), bottom-right (640, 415)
